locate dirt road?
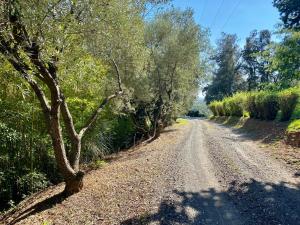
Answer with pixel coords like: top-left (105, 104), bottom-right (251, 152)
top-left (3, 119), bottom-right (300, 225)
top-left (145, 119), bottom-right (300, 225)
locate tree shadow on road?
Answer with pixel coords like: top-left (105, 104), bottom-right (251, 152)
top-left (121, 179), bottom-right (300, 225)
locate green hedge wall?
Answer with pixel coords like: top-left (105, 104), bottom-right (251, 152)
top-left (209, 87), bottom-right (299, 121)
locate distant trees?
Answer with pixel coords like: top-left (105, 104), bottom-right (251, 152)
top-left (205, 14), bottom-right (299, 103)
top-left (206, 0), bottom-right (300, 122)
top-left (204, 33), bottom-right (243, 104)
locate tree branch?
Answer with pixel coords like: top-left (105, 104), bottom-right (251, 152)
top-left (78, 93), bottom-right (119, 137)
top-left (7, 4), bottom-right (56, 86)
top-left (78, 59), bottom-right (123, 137)
top-left (60, 95), bottom-right (79, 141)
top-left (0, 37), bottom-right (51, 117)
top-left (111, 58), bottom-right (123, 92)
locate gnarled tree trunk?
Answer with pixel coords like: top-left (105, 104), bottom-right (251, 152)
top-left (0, 2), bottom-right (123, 195)
top-left (64, 171), bottom-right (85, 195)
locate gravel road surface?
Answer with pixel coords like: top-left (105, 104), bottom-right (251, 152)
top-left (3, 119), bottom-right (300, 225)
top-left (148, 119), bottom-right (300, 225)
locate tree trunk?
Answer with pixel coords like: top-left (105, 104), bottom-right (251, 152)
top-left (69, 137), bottom-right (81, 172)
top-left (64, 171), bottom-right (84, 195)
top-left (0, 5), bottom-right (122, 197)
top-left (49, 115), bottom-right (76, 179)
top-left (49, 111), bottom-right (84, 194)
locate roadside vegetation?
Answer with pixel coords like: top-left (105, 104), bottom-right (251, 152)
top-left (209, 87), bottom-right (300, 121)
top-left (0, 0), bottom-right (210, 211)
top-left (205, 0), bottom-right (300, 144)
top-left (0, 0), bottom-right (299, 217)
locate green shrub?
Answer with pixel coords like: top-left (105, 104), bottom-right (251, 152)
top-left (208, 102), bottom-right (217, 116)
top-left (210, 87), bottom-right (299, 122)
top-left (17, 172), bottom-right (49, 197)
top-left (278, 88), bottom-right (299, 121)
top-left (255, 91), bottom-right (279, 120)
top-left (209, 101), bottom-right (225, 116)
top-left (225, 93), bottom-right (245, 117)
top-left (222, 99), bottom-right (231, 116)
top-left (254, 92), bottom-right (265, 119)
top-left (244, 92), bottom-right (257, 119)
top-left (215, 101), bottom-right (225, 116)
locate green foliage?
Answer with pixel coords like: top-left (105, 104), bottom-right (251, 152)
top-left (266, 31), bottom-right (300, 87)
top-left (291, 99), bottom-right (300, 120)
top-left (210, 88), bottom-right (300, 122)
top-left (210, 93), bottom-right (245, 117)
top-left (255, 91), bottom-right (279, 120)
top-left (17, 172), bottom-right (49, 197)
top-left (278, 87), bottom-right (300, 121)
top-left (244, 92), bottom-right (260, 119)
top-left (287, 119), bottom-right (300, 133)
top-left (223, 94), bottom-right (245, 117)
top-left (209, 101), bottom-right (225, 116)
top-left (90, 160), bottom-right (107, 169)
top-left (110, 116), bottom-right (136, 149)
top-left (208, 102), bottom-right (218, 116)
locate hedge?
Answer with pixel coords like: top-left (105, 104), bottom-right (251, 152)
top-left (254, 91), bottom-right (279, 120)
top-left (209, 87), bottom-right (300, 122)
top-left (278, 88), bottom-right (299, 121)
top-left (209, 101), bottom-right (225, 116)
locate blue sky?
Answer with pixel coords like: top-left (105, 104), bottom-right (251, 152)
top-left (170, 0), bottom-right (280, 46)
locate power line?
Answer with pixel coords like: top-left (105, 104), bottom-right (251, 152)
top-left (200, 0), bottom-right (208, 22)
top-left (219, 0), bottom-right (242, 32)
top-left (210, 0), bottom-right (226, 29)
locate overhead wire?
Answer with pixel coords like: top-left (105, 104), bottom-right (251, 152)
top-left (219, 0), bottom-right (242, 32)
top-left (200, 0), bottom-right (208, 22)
top-left (210, 0), bottom-right (226, 29)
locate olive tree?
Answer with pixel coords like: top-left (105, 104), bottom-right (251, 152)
top-left (0, 0), bottom-right (147, 194)
top-left (143, 9), bottom-right (209, 139)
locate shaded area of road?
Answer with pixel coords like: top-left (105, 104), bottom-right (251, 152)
top-left (123, 119), bottom-right (300, 225)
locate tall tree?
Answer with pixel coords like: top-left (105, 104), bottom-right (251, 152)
top-left (273, 0), bottom-right (300, 30)
top-left (242, 30), bottom-right (273, 90)
top-left (204, 33), bottom-right (244, 104)
top-left (265, 30), bottom-right (300, 88)
top-left (143, 9), bottom-right (208, 138)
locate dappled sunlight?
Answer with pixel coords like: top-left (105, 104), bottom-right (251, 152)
top-left (122, 179), bottom-right (300, 225)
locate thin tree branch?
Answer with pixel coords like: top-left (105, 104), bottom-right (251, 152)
top-left (111, 58), bottom-right (123, 92)
top-left (78, 59), bottom-right (123, 137)
top-left (0, 37), bottom-right (51, 116)
top-left (60, 95), bottom-right (79, 141)
top-left (78, 93), bottom-right (119, 137)
top-left (7, 57), bottom-right (51, 123)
